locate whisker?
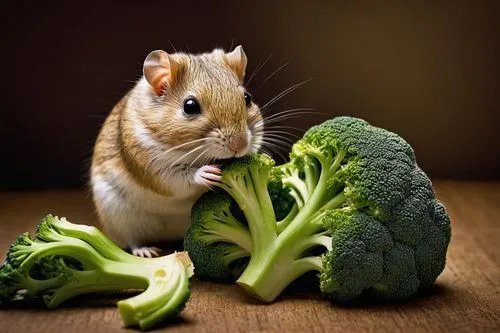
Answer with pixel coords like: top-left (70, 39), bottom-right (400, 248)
top-left (264, 131), bottom-right (302, 140)
top-left (263, 138), bottom-right (295, 148)
top-left (144, 137), bottom-right (209, 172)
top-left (260, 142), bottom-right (289, 162)
top-left (249, 108), bottom-right (318, 126)
top-left (167, 144), bottom-right (209, 172)
top-left (263, 129), bottom-right (302, 137)
top-left (258, 111), bottom-right (318, 126)
top-left (260, 144), bottom-right (289, 158)
top-left (263, 107), bottom-right (317, 119)
top-left (260, 143), bottom-right (287, 162)
top-left (263, 115), bottom-right (309, 125)
top-left (245, 55), bottom-right (272, 88)
top-left (264, 134), bottom-right (295, 142)
top-left (168, 40), bottom-right (178, 53)
top-left (262, 135), bottom-right (292, 144)
top-left (258, 146), bottom-right (271, 155)
top-left (162, 137), bottom-right (211, 156)
top-left (260, 79), bottom-right (313, 111)
top-left (199, 152), bottom-right (214, 168)
top-left (123, 79), bottom-right (141, 84)
top-left (261, 137), bottom-right (292, 150)
top-left (261, 142), bottom-right (293, 154)
top-left (255, 62), bottom-right (290, 90)
top-left (261, 112), bottom-right (326, 125)
top-left (189, 147), bottom-right (211, 168)
top-left (261, 140), bottom-right (288, 149)
top-left (258, 125), bottom-right (306, 133)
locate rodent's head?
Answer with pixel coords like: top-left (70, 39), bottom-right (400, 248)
top-left (139, 45), bottom-right (264, 164)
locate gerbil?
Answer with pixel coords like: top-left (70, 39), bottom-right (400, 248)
top-left (90, 45), bottom-right (264, 257)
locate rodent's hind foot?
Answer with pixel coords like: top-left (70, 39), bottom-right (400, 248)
top-left (131, 246), bottom-right (162, 258)
top-left (193, 164), bottom-right (222, 189)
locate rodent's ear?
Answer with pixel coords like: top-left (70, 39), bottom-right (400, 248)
top-left (143, 50), bottom-right (179, 96)
top-left (224, 45), bottom-right (248, 83)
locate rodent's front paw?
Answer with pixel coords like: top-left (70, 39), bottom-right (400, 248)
top-left (193, 164), bottom-right (222, 188)
top-left (131, 246), bottom-right (162, 258)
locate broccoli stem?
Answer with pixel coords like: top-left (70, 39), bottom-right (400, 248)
top-left (292, 233), bottom-right (332, 258)
top-left (14, 235), bottom-right (191, 325)
top-left (219, 171), bottom-right (277, 260)
top-left (44, 262), bottom-right (149, 308)
top-left (222, 246), bottom-right (250, 263)
top-left (35, 246), bottom-right (192, 330)
top-left (304, 164), bottom-right (318, 194)
top-left (237, 254), bottom-right (323, 302)
top-left (117, 255), bottom-right (191, 330)
top-left (16, 239), bottom-right (148, 307)
top-left (288, 190), bottom-right (305, 208)
top-left (201, 206), bottom-right (253, 252)
top-left (235, 192), bottom-right (344, 302)
top-left (51, 219), bottom-right (147, 263)
top-left (202, 223), bottom-right (252, 252)
top-left (250, 166), bottom-right (278, 226)
top-left (283, 171), bottom-right (309, 204)
top-left (303, 192), bottom-right (346, 235)
top-left (17, 238), bottom-right (111, 272)
top-left (276, 204), bottom-right (298, 233)
top-left (236, 150), bottom-right (347, 302)
top-left (23, 276), bottom-right (64, 296)
top-left (4, 216), bottom-right (194, 331)
top-left (283, 150), bottom-right (346, 233)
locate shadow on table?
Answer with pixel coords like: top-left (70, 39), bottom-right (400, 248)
top-left (122, 316), bottom-right (197, 331)
top-left (230, 271), bottom-right (458, 310)
top-left (0, 290), bottom-right (140, 310)
top-left (0, 290), bottom-right (198, 330)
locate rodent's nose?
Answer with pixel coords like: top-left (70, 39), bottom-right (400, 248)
top-left (228, 134), bottom-right (248, 154)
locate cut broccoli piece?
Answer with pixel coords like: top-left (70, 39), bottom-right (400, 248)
top-left (184, 116), bottom-right (451, 303)
top-left (0, 214), bottom-right (194, 330)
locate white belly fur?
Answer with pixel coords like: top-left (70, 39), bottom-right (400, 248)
top-left (91, 166), bottom-right (206, 248)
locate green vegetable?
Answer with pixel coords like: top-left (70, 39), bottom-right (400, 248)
top-left (184, 116), bottom-right (451, 303)
top-left (0, 214), bottom-right (194, 330)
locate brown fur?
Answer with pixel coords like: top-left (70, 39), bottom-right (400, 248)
top-left (90, 47), bottom-right (263, 241)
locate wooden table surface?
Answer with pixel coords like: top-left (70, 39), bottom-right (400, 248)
top-left (0, 181), bottom-right (499, 333)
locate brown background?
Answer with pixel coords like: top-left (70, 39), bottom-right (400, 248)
top-left (1, 0), bottom-right (499, 189)
top-left (1, 3), bottom-right (499, 332)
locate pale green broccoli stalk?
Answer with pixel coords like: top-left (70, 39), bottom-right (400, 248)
top-left (184, 116), bottom-right (451, 303)
top-left (0, 215), bottom-right (194, 330)
top-left (183, 154), bottom-right (279, 284)
top-left (183, 163), bottom-right (296, 283)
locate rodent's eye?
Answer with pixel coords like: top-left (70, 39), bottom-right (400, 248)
top-left (183, 98), bottom-right (201, 116)
top-left (244, 92), bottom-right (252, 107)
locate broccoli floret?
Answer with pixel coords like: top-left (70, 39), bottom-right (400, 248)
top-left (0, 214), bottom-right (194, 330)
top-left (268, 168), bottom-right (296, 222)
top-left (184, 116), bottom-right (451, 303)
top-left (184, 191), bottom-right (250, 282)
top-left (319, 209), bottom-right (393, 301)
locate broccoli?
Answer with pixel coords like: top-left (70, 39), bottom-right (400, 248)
top-left (0, 214), bottom-right (194, 330)
top-left (184, 116), bottom-right (451, 303)
top-left (183, 191), bottom-right (251, 282)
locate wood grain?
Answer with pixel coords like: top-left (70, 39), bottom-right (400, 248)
top-left (0, 181), bottom-right (499, 333)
